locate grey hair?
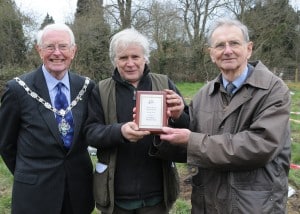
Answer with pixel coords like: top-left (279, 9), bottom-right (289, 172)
top-left (36, 23), bottom-right (76, 46)
top-left (207, 18), bottom-right (250, 46)
top-left (109, 28), bottom-right (150, 67)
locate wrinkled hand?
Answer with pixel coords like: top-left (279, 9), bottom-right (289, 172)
top-left (164, 89), bottom-right (184, 120)
top-left (159, 127), bottom-right (190, 145)
top-left (121, 121), bottom-right (150, 142)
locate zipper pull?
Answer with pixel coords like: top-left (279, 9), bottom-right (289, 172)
top-left (133, 89), bottom-right (136, 101)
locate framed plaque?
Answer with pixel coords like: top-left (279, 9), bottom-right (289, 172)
top-left (136, 91), bottom-right (167, 133)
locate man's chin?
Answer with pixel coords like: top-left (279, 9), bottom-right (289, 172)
top-left (47, 66), bottom-right (68, 73)
top-left (124, 74), bottom-right (142, 83)
top-left (220, 63), bottom-right (238, 71)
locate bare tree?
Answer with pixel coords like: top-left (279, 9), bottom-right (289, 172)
top-left (179, 0), bottom-right (225, 44)
top-left (224, 0), bottom-right (256, 21)
top-left (104, 0), bottom-right (132, 29)
top-left (117, 0), bottom-right (132, 28)
top-left (175, 0), bottom-right (226, 80)
top-left (145, 1), bottom-right (189, 79)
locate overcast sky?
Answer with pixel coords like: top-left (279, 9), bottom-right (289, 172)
top-left (14, 0), bottom-right (300, 25)
top-left (14, 0), bottom-right (78, 24)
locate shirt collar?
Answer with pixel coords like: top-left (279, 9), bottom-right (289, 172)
top-left (42, 65), bottom-right (70, 92)
top-left (222, 66), bottom-right (249, 89)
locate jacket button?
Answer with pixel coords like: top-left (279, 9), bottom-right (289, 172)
top-left (191, 167), bottom-right (197, 173)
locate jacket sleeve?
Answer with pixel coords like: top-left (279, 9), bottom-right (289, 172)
top-left (0, 81), bottom-right (21, 174)
top-left (149, 136), bottom-right (187, 163)
top-left (84, 84), bottom-right (124, 149)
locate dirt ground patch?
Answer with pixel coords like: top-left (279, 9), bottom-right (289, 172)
top-left (287, 190), bottom-right (300, 214)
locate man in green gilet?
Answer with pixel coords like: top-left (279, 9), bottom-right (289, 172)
top-left (84, 28), bottom-right (189, 214)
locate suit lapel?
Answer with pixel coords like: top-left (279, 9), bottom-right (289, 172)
top-left (68, 73), bottom-right (85, 149)
top-left (33, 68), bottom-right (65, 147)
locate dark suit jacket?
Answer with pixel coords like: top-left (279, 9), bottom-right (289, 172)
top-left (0, 66), bottom-right (95, 214)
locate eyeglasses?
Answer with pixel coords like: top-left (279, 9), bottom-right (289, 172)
top-left (211, 41), bottom-right (244, 51)
top-left (42, 44), bottom-right (72, 52)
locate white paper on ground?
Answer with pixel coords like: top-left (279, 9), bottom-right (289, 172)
top-left (288, 186), bottom-right (296, 197)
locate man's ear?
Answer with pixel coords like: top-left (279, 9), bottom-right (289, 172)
top-left (35, 44), bottom-right (43, 60)
top-left (246, 41), bottom-right (253, 59)
top-left (208, 47), bottom-right (215, 63)
top-left (71, 45), bottom-right (77, 60)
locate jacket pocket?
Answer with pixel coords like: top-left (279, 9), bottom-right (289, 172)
top-left (232, 169), bottom-right (274, 213)
top-left (233, 188), bottom-right (273, 213)
top-left (93, 164), bottom-right (110, 207)
top-left (14, 171), bottom-right (38, 185)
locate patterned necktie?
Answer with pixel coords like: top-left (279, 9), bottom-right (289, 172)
top-left (54, 82), bottom-right (74, 149)
top-left (226, 82), bottom-right (236, 95)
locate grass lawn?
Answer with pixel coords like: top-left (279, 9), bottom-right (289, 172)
top-left (1, 81), bottom-right (300, 213)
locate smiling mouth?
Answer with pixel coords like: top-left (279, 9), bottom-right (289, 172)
top-left (126, 70), bottom-right (137, 73)
top-left (50, 59), bottom-right (64, 63)
top-left (223, 58), bottom-right (235, 62)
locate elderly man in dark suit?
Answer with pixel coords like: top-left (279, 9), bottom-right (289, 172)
top-left (0, 23), bottom-right (95, 214)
